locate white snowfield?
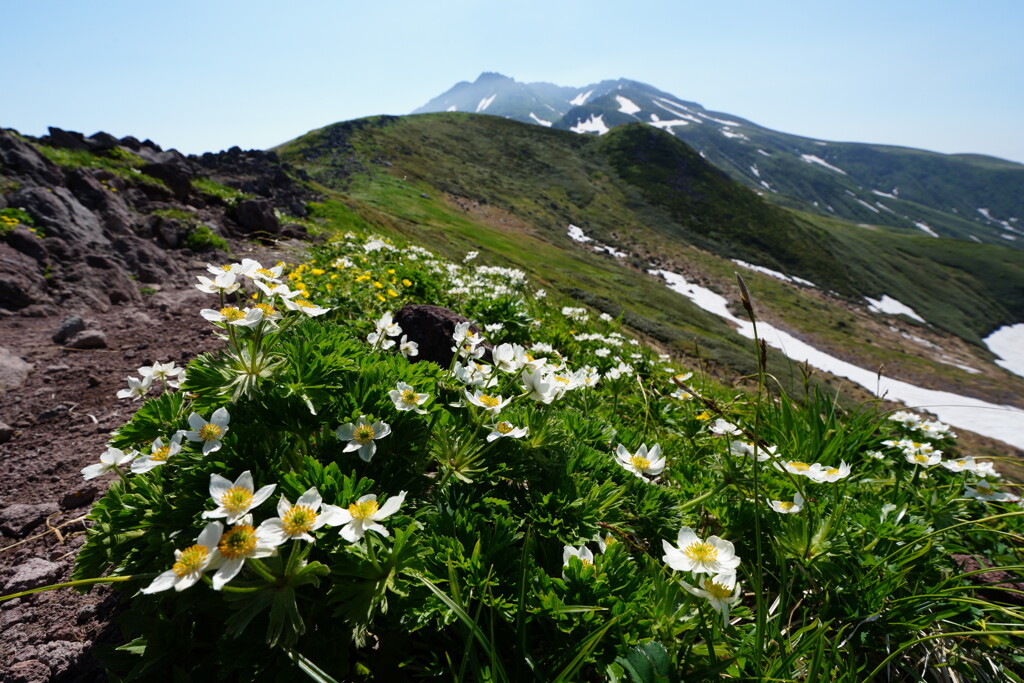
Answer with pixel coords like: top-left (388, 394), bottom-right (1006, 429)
top-left (616, 96), bottom-right (641, 115)
top-left (650, 269), bottom-right (1024, 450)
top-left (476, 94), bottom-right (496, 113)
top-left (800, 154), bottom-right (847, 175)
top-left (865, 295), bottom-right (926, 323)
top-left (731, 259), bottom-right (816, 287)
top-left (914, 222), bottom-right (940, 238)
top-left (570, 90), bottom-right (593, 106)
top-left (984, 323), bottom-right (1024, 380)
top-left (570, 114), bottom-right (609, 135)
top-left (529, 112), bottom-right (553, 127)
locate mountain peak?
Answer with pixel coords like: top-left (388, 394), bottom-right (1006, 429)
top-left (475, 71), bottom-right (513, 83)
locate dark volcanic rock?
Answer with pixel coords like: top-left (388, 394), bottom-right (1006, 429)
top-left (10, 186), bottom-right (108, 246)
top-left (235, 198), bottom-right (280, 234)
top-left (0, 503), bottom-right (58, 538)
top-left (394, 304), bottom-right (484, 367)
top-left (5, 226), bottom-right (48, 263)
top-left (65, 329), bottom-right (108, 349)
top-left (52, 315), bottom-right (86, 344)
top-left (0, 243), bottom-right (48, 310)
top-left (0, 129), bottom-right (63, 186)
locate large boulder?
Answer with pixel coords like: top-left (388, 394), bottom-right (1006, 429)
top-left (0, 243), bottom-right (48, 309)
top-left (9, 186), bottom-right (108, 247)
top-left (234, 198), bottom-right (280, 234)
top-left (394, 304), bottom-right (487, 367)
top-left (0, 129), bottom-right (63, 185)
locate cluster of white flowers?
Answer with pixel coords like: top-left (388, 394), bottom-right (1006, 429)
top-left (560, 306), bottom-right (589, 322)
top-left (142, 468), bottom-right (407, 593)
top-left (729, 440), bottom-right (778, 463)
top-left (367, 311), bottom-right (418, 357)
top-left (776, 459), bottom-right (852, 483)
top-left (199, 258), bottom-right (331, 320)
top-left (116, 361), bottom-right (186, 400)
top-left (888, 410), bottom-right (955, 439)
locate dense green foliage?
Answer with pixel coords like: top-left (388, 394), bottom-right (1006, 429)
top-left (55, 231), bottom-right (1024, 681)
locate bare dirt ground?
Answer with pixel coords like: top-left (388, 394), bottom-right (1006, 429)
top-left (0, 245), bottom-right (289, 682)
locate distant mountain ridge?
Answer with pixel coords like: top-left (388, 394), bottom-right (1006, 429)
top-left (414, 73), bottom-right (1024, 249)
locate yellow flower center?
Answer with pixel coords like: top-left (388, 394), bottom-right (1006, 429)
top-left (401, 389), bottom-right (420, 405)
top-left (198, 423), bottom-right (222, 441)
top-left (151, 446), bottom-right (171, 462)
top-left (701, 578), bottom-right (734, 599)
top-left (256, 268), bottom-right (276, 279)
top-left (777, 501), bottom-right (795, 511)
top-left (825, 467), bottom-right (840, 477)
top-left (295, 299), bottom-right (315, 308)
top-left (630, 455), bottom-right (652, 470)
top-left (977, 483), bottom-right (994, 495)
top-left (348, 499), bottom-right (379, 519)
top-left (217, 525), bottom-right (257, 559)
top-left (282, 505), bottom-right (318, 536)
top-left (353, 424), bottom-right (375, 442)
top-left (555, 376), bottom-right (571, 384)
top-left (684, 541), bottom-right (718, 563)
top-left (172, 544), bottom-right (210, 577)
top-left (255, 302), bottom-right (276, 316)
top-left (220, 486), bottom-right (253, 516)
top-left (787, 461), bottom-right (811, 472)
top-left (478, 395), bottom-right (501, 408)
top-left (496, 421), bottom-right (514, 434)
top-left (219, 264), bottom-right (233, 271)
top-left (912, 454), bottom-right (929, 464)
top-left (220, 306), bottom-right (245, 321)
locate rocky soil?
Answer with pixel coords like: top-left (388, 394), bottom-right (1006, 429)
top-left (0, 127), bottom-right (317, 681)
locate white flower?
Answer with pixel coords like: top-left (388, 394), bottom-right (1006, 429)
top-left (600, 313), bottom-right (613, 322)
top-left (202, 470), bottom-right (277, 525)
top-left (710, 419), bottom-right (742, 436)
top-left (521, 367), bottom-right (559, 404)
top-left (534, 289), bottom-right (546, 299)
top-left (81, 446), bottom-right (135, 480)
top-left (138, 361), bottom-right (185, 386)
top-left (200, 305), bottom-right (264, 328)
top-left (964, 480), bottom-right (1020, 503)
top-left (335, 491), bottom-right (407, 542)
top-left (116, 375), bottom-right (152, 400)
top-left (336, 416), bottom-right (391, 462)
top-left (807, 461), bottom-right (852, 483)
top-left (941, 456), bottom-right (977, 473)
top-left (562, 544), bottom-right (595, 574)
top-left (454, 361), bottom-right (497, 388)
top-left (195, 271), bottom-right (240, 295)
top-left (777, 460), bottom-right (822, 479)
top-left (575, 366), bottom-right (601, 389)
top-left (484, 323), bottom-right (504, 334)
top-left (920, 420), bottom-right (954, 439)
top-left (464, 389), bottom-right (511, 414)
top-left (282, 297), bottom-right (331, 317)
top-left (389, 381), bottom-right (430, 414)
top-left (889, 410), bottom-right (924, 429)
top-left (367, 330), bottom-right (396, 350)
top-left (729, 440), bottom-right (775, 462)
top-left (258, 487), bottom-right (346, 544)
top-left (662, 527), bottom-right (741, 575)
top-left (374, 312), bottom-right (403, 337)
top-left (399, 335), bottom-right (419, 358)
top-left (184, 407), bottom-right (230, 455)
top-left (464, 250), bottom-right (479, 262)
top-left (486, 421), bottom-right (528, 442)
top-left (491, 343), bottom-right (521, 373)
top-left (141, 522), bottom-right (223, 593)
top-left (594, 348), bottom-right (611, 358)
top-left (131, 432), bottom-right (184, 473)
top-left (905, 451), bottom-right (942, 467)
top-left (241, 260), bottom-right (284, 283)
top-left (769, 492), bottom-right (804, 514)
top-left (254, 280), bottom-right (303, 300)
top-left (681, 571), bottom-right (742, 624)
top-left (615, 443), bottom-right (666, 481)
top-left (210, 521), bottom-right (284, 590)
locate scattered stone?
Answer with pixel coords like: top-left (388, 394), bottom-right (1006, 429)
top-left (36, 640), bottom-right (86, 679)
top-left (60, 485), bottom-right (98, 510)
top-left (6, 659), bottom-right (51, 683)
top-left (0, 502), bottom-right (59, 537)
top-left (0, 347), bottom-right (33, 394)
top-left (44, 364), bottom-right (71, 373)
top-left (37, 403), bottom-right (71, 421)
top-left (3, 557), bottom-right (64, 593)
top-left (65, 329), bottom-right (108, 349)
top-left (87, 374), bottom-right (101, 387)
top-left (76, 603), bottom-right (97, 624)
top-left (0, 421), bottom-right (13, 444)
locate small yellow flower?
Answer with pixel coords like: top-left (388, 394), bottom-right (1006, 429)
top-left (376, 293), bottom-right (386, 302)
top-left (387, 289), bottom-right (398, 297)
top-left (402, 278), bottom-right (412, 287)
top-left (695, 411), bottom-right (711, 421)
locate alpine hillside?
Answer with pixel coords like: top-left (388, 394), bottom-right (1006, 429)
top-left (415, 73), bottom-right (1024, 249)
top-left (275, 112), bottom-right (1024, 456)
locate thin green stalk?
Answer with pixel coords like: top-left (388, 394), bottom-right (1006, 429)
top-left (1, 574), bottom-right (148, 602)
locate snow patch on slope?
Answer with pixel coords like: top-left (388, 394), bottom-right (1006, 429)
top-left (651, 269), bottom-right (1024, 449)
top-left (984, 323), bottom-right (1024, 379)
top-left (865, 295), bottom-right (926, 323)
top-left (914, 222), bottom-right (940, 238)
top-left (529, 112), bottom-right (553, 127)
top-left (570, 90), bottom-right (593, 106)
top-left (570, 114), bottom-right (609, 135)
top-left (616, 96), bottom-right (641, 115)
top-left (476, 94), bottom-right (497, 112)
top-left (800, 154), bottom-right (847, 175)
top-left (732, 259), bottom-right (816, 287)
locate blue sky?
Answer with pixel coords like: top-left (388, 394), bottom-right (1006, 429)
top-left (6, 0), bottom-right (1023, 162)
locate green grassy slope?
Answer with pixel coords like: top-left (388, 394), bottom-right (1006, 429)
top-left (277, 112), bottom-right (1024, 351)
